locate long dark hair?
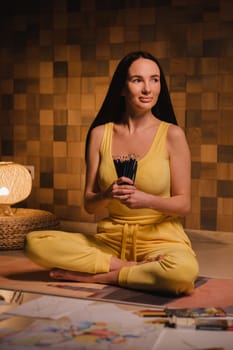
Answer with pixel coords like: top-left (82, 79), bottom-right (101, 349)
top-left (85, 51), bottom-right (177, 159)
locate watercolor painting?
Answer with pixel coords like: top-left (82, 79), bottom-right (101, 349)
top-left (0, 316), bottom-right (162, 349)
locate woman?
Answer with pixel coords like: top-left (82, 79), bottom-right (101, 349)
top-left (25, 51), bottom-right (199, 295)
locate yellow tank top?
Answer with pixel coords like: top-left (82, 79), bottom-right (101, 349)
top-left (98, 121), bottom-right (172, 223)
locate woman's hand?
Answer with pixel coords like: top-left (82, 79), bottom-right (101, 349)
top-left (111, 177), bottom-right (149, 209)
top-left (118, 188), bottom-right (150, 209)
top-left (104, 177), bottom-right (135, 199)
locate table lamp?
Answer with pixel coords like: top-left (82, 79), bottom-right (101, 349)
top-left (0, 162), bottom-right (32, 216)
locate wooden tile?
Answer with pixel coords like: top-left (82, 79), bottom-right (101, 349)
top-left (217, 215), bottom-right (233, 232)
top-left (220, 74), bottom-right (233, 92)
top-left (53, 141), bottom-right (67, 157)
top-left (201, 120), bottom-right (217, 144)
top-left (40, 141), bottom-right (53, 156)
top-left (199, 179), bottom-right (217, 197)
top-left (54, 94), bottom-right (67, 109)
top-left (54, 189), bottom-right (67, 205)
top-left (217, 163), bottom-right (233, 180)
top-left (186, 93), bottom-right (201, 109)
top-left (202, 75), bottom-right (219, 92)
top-left (200, 212), bottom-right (217, 231)
top-left (200, 163), bottom-right (217, 179)
top-left (110, 27), bottom-right (124, 43)
top-left (185, 214), bottom-right (200, 230)
top-left (170, 75), bottom-right (186, 91)
top-left (68, 77), bottom-right (81, 93)
top-left (186, 110), bottom-right (201, 127)
top-left (201, 92), bottom-right (218, 110)
top-left (218, 145), bottom-right (233, 163)
top-left (200, 58), bottom-right (218, 74)
top-left (170, 92), bottom-right (186, 108)
top-left (67, 174), bottom-right (81, 189)
top-left (26, 141), bottom-right (40, 155)
top-left (14, 94), bottom-right (27, 109)
top-left (191, 162), bottom-right (201, 179)
top-left (68, 111), bottom-right (82, 126)
top-left (54, 173), bottom-right (67, 189)
top-left (220, 93), bottom-right (233, 109)
top-left (54, 125), bottom-right (67, 141)
top-left (81, 93), bottom-right (95, 110)
top-left (67, 142), bottom-right (81, 157)
top-left (217, 180), bottom-right (233, 198)
top-left (40, 126), bottom-right (53, 141)
top-left (200, 197), bottom-right (217, 230)
top-left (54, 110), bottom-right (67, 125)
top-left (39, 62), bottom-right (53, 78)
top-left (67, 94), bottom-right (81, 109)
top-left (191, 179), bottom-right (200, 196)
top-left (39, 188), bottom-right (54, 204)
top-left (217, 198), bottom-right (233, 216)
top-left (40, 172), bottom-right (53, 188)
top-left (66, 126), bottom-right (80, 142)
top-left (68, 190), bottom-right (82, 206)
top-left (40, 78), bottom-right (53, 93)
top-left (187, 76), bottom-right (202, 93)
top-left (201, 145), bottom-right (217, 162)
top-left (40, 156), bottom-right (53, 172)
top-left (39, 94), bottom-right (53, 109)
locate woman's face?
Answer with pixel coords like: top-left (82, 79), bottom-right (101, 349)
top-left (122, 58), bottom-right (161, 113)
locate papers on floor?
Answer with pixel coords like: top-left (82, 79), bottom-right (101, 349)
top-left (6, 295), bottom-right (92, 319)
top-left (1, 296), bottom-right (163, 350)
top-left (156, 328), bottom-right (233, 350)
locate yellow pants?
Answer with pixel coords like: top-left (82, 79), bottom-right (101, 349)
top-left (24, 220), bottom-right (199, 295)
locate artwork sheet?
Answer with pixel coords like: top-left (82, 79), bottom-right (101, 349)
top-left (155, 327), bottom-right (233, 350)
top-left (1, 299), bottom-right (163, 350)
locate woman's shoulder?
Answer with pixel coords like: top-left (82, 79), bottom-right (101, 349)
top-left (90, 124), bottom-right (105, 137)
top-left (89, 123), bottom-right (112, 144)
top-left (165, 123), bottom-right (190, 158)
top-left (165, 123), bottom-right (188, 152)
top-left (166, 123), bottom-right (186, 140)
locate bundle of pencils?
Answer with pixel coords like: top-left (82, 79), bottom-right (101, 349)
top-left (113, 154), bottom-right (138, 183)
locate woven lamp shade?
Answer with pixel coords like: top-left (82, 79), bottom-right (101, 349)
top-left (0, 162), bottom-right (32, 210)
top-left (0, 162), bottom-right (60, 250)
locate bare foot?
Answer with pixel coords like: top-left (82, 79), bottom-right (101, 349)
top-left (144, 255), bottom-right (165, 262)
top-left (49, 255), bottom-right (164, 285)
top-left (109, 255), bottom-right (164, 271)
top-left (110, 257), bottom-right (137, 271)
top-left (50, 268), bottom-right (119, 285)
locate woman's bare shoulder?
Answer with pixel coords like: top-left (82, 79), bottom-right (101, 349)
top-left (167, 123), bottom-right (186, 141)
top-left (89, 124), bottom-right (105, 140)
top-left (87, 125), bottom-right (106, 153)
top-left (166, 123), bottom-right (189, 154)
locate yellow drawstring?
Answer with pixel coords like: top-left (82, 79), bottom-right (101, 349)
top-left (132, 224), bottom-right (138, 261)
top-left (121, 223), bottom-right (128, 260)
top-left (120, 223), bottom-right (138, 261)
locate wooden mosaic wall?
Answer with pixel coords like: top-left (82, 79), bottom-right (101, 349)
top-left (0, 0), bottom-right (232, 232)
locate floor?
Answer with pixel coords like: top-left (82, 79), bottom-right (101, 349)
top-left (185, 229), bottom-right (233, 279)
top-left (0, 228), bottom-right (233, 349)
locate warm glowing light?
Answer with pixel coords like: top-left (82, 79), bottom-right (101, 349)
top-left (0, 162), bottom-right (32, 216)
top-left (0, 187), bottom-right (9, 196)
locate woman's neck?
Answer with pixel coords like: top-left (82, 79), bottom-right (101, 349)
top-left (121, 112), bottom-right (159, 133)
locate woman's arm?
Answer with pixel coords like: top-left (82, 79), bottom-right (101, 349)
top-left (84, 125), bottom-right (136, 214)
top-left (167, 124), bottom-right (191, 215)
top-left (84, 125), bottom-right (110, 214)
top-left (151, 124), bottom-right (191, 215)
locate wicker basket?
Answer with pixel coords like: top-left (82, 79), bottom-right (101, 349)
top-left (0, 208), bottom-right (60, 250)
